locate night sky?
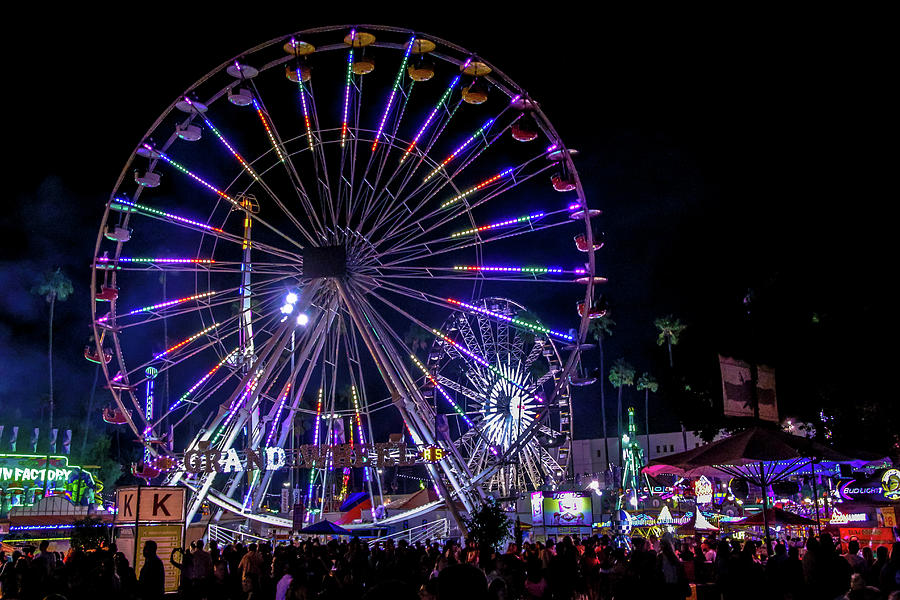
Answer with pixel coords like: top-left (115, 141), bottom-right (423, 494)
top-left (1, 8), bottom-right (891, 452)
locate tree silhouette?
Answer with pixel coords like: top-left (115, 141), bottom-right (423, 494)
top-left (31, 268), bottom-right (73, 432)
top-left (654, 315), bottom-right (686, 368)
top-left (589, 315), bottom-right (616, 466)
top-left (608, 358), bottom-right (635, 467)
top-left (403, 324), bottom-right (433, 360)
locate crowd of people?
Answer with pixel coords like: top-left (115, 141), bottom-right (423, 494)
top-left (0, 533), bottom-right (899, 600)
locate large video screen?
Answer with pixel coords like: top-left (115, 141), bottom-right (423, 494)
top-left (542, 491), bottom-right (592, 527)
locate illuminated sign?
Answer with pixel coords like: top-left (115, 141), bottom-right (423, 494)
top-left (881, 469), bottom-right (900, 500)
top-left (829, 508), bottom-right (869, 525)
top-left (0, 454), bottom-right (101, 515)
top-left (531, 492), bottom-right (543, 526)
top-left (837, 469), bottom-right (900, 503)
top-left (694, 476), bottom-right (713, 505)
top-left (142, 441), bottom-right (447, 475)
top-left (542, 491), bottom-right (592, 527)
top-left (0, 455), bottom-right (97, 487)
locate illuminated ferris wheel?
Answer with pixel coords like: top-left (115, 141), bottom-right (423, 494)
top-left (89, 24), bottom-right (603, 525)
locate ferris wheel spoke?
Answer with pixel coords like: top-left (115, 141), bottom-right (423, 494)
top-left (140, 144), bottom-right (307, 251)
top-left (366, 113), bottom-right (522, 245)
top-left (355, 73), bottom-right (418, 229)
top-left (378, 157), bottom-right (557, 254)
top-left (377, 266), bottom-right (593, 284)
top-left (365, 97), bottom-right (463, 232)
top-left (377, 211), bottom-right (574, 268)
top-left (102, 280), bottom-right (291, 332)
top-left (184, 106), bottom-right (319, 247)
top-left (248, 86), bottom-right (335, 235)
top-left (304, 80), bottom-right (337, 207)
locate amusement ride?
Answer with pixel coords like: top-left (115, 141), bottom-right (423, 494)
top-left (89, 25), bottom-right (604, 531)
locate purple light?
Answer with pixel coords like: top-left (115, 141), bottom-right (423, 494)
top-left (446, 298), bottom-right (574, 341)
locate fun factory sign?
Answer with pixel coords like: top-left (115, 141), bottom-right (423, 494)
top-left (0, 454), bottom-right (94, 486)
top-left (0, 454), bottom-right (101, 513)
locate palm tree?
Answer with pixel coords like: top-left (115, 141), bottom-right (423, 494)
top-left (608, 358), bottom-right (635, 467)
top-left (654, 315), bottom-right (686, 368)
top-left (589, 315), bottom-right (615, 466)
top-left (403, 324), bottom-right (433, 361)
top-left (31, 268), bottom-right (73, 433)
top-left (636, 373), bottom-right (658, 459)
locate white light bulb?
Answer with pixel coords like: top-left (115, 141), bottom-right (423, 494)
top-left (281, 304), bottom-right (294, 315)
top-left (286, 292), bottom-right (298, 304)
top-left (296, 313), bottom-right (309, 326)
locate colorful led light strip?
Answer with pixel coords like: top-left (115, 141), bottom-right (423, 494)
top-left (100, 257), bottom-right (215, 265)
top-left (111, 198), bottom-right (224, 233)
top-left (265, 383), bottom-right (292, 447)
top-left (98, 291), bottom-right (216, 323)
top-left (341, 35), bottom-right (354, 148)
top-left (372, 36), bottom-right (415, 151)
top-left (193, 107), bottom-right (260, 181)
top-left (440, 168), bottom-right (514, 209)
top-left (153, 323), bottom-right (219, 360)
top-left (450, 211), bottom-right (544, 238)
top-left (424, 118), bottom-right (495, 182)
top-left (251, 99), bottom-right (286, 163)
top-left (306, 387), bottom-right (324, 517)
top-left (401, 73), bottom-right (463, 163)
top-left (446, 298), bottom-right (574, 341)
top-left (168, 347), bottom-right (239, 412)
top-left (350, 385), bottom-right (366, 447)
top-left (213, 372), bottom-right (261, 443)
top-left (144, 373), bottom-right (155, 461)
top-left (453, 265), bottom-right (586, 275)
top-left (295, 75), bottom-right (315, 153)
top-left (147, 145), bottom-right (235, 203)
top-left (431, 329), bottom-right (541, 402)
top-left (410, 354), bottom-right (474, 428)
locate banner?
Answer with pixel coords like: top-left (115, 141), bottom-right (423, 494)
top-left (719, 355), bottom-right (778, 421)
top-left (756, 365), bottom-right (778, 422)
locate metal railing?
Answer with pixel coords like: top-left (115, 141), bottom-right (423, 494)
top-left (367, 518), bottom-right (449, 548)
top-left (208, 523), bottom-right (269, 546)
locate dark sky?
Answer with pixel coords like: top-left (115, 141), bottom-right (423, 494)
top-left (0, 8), bottom-right (890, 447)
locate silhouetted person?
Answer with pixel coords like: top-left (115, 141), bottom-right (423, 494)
top-left (437, 563), bottom-right (487, 600)
top-left (139, 540), bottom-right (165, 600)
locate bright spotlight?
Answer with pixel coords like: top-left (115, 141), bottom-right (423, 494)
top-left (286, 292), bottom-right (298, 304)
top-left (280, 303), bottom-right (294, 315)
top-left (296, 313), bottom-right (309, 326)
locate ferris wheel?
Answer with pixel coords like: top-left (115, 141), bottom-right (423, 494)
top-left (428, 297), bottom-right (574, 497)
top-left (89, 24), bottom-right (603, 525)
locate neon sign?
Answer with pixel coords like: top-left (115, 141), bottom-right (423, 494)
top-left (882, 469), bottom-right (900, 500)
top-left (149, 442), bottom-right (446, 475)
top-left (830, 508), bottom-right (868, 525)
top-left (694, 476), bottom-right (713, 505)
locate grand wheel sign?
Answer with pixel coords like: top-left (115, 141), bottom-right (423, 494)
top-left (115, 486), bottom-right (185, 523)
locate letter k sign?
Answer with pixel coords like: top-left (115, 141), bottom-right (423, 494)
top-left (152, 493), bottom-right (172, 517)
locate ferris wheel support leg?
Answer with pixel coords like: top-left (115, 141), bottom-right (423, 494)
top-left (183, 288), bottom-right (322, 523)
top-left (334, 282), bottom-right (471, 535)
top-left (248, 301), bottom-right (339, 514)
